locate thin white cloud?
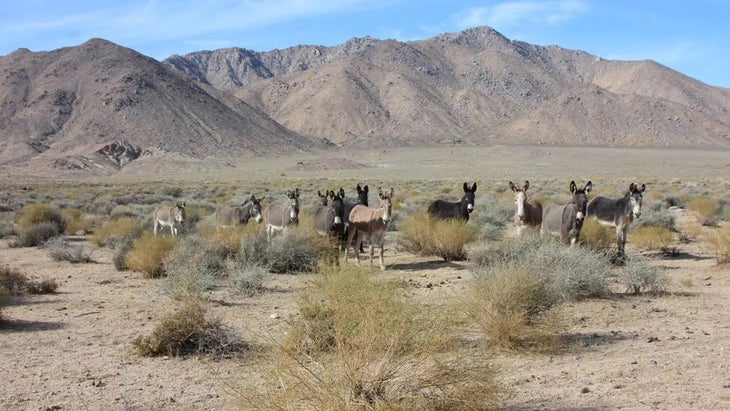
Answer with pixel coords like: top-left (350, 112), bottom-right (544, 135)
top-left (455, 0), bottom-right (587, 30)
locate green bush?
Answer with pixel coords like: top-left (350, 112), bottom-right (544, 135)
top-left (163, 237), bottom-right (223, 300)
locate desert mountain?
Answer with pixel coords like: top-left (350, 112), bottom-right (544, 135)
top-left (166, 26), bottom-right (730, 148)
top-left (1, 27), bottom-right (730, 176)
top-left (0, 38), bottom-right (317, 172)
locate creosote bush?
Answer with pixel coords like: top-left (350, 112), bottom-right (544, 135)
top-left (131, 299), bottom-right (247, 357)
top-left (580, 218), bottom-right (614, 251)
top-left (237, 264), bottom-right (503, 410)
top-left (398, 213), bottom-right (478, 261)
top-left (125, 233), bottom-right (176, 278)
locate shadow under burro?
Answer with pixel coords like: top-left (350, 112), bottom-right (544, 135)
top-left (388, 258), bottom-right (467, 272)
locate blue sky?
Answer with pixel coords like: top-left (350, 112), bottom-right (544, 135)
top-left (1, 0), bottom-right (728, 88)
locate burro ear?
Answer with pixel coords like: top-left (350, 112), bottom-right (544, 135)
top-left (339, 187), bottom-right (345, 198)
top-left (295, 188), bottom-right (300, 198)
top-left (471, 182), bottom-right (477, 192)
top-left (569, 181), bottom-right (577, 193)
top-left (378, 187), bottom-right (384, 199)
top-left (523, 180), bottom-right (529, 191)
top-left (509, 181), bottom-right (517, 192)
top-left (629, 183), bottom-right (636, 192)
top-left (584, 181), bottom-right (593, 192)
top-left (463, 182), bottom-right (469, 192)
top-left (389, 187), bottom-right (394, 198)
top-left (639, 183), bottom-right (646, 193)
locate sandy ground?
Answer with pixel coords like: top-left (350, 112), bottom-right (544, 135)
top-left (1, 206), bottom-right (729, 411)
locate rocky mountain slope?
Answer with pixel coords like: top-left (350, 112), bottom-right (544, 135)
top-left (166, 27), bottom-right (730, 148)
top-left (1, 27), bottom-right (729, 175)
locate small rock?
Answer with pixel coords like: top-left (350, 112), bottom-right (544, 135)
top-left (581, 387), bottom-right (590, 394)
top-left (270, 313), bottom-right (280, 319)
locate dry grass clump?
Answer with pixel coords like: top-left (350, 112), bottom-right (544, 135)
top-left (397, 213), bottom-right (478, 261)
top-left (466, 265), bottom-right (565, 352)
top-left (630, 226), bottom-right (674, 251)
top-left (618, 256), bottom-right (670, 295)
top-left (238, 264), bottom-right (503, 410)
top-left (687, 197), bottom-right (719, 223)
top-left (580, 218), bottom-right (614, 251)
top-left (197, 221), bottom-right (258, 257)
top-left (90, 217), bottom-right (144, 247)
top-left (707, 225), bottom-right (730, 264)
top-left (61, 208), bottom-right (95, 235)
top-left (131, 299), bottom-right (248, 357)
top-left (125, 233), bottom-right (176, 278)
top-left (27, 278), bottom-right (59, 294)
top-left (15, 203), bottom-right (65, 232)
top-left (45, 237), bottom-right (94, 263)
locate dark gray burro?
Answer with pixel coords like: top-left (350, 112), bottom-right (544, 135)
top-left (542, 181), bottom-right (593, 245)
top-left (214, 195), bottom-right (265, 227)
top-left (427, 182), bottom-right (477, 221)
top-left (587, 183), bottom-right (646, 257)
top-left (343, 184), bottom-right (369, 252)
top-left (313, 188), bottom-right (346, 239)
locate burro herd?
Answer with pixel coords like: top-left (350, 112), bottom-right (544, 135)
top-left (151, 181), bottom-right (645, 270)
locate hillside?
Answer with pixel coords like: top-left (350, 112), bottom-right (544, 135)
top-left (0, 39), bottom-right (317, 175)
top-left (167, 26), bottom-right (730, 148)
top-left (1, 27), bottom-right (730, 176)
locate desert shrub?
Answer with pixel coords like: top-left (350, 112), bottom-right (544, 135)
top-left (16, 203), bottom-right (65, 232)
top-left (470, 235), bottom-right (612, 301)
top-left (112, 235), bottom-right (136, 271)
top-left (0, 266), bottom-right (28, 295)
top-left (109, 205), bottom-right (140, 220)
top-left (61, 208), bottom-right (93, 235)
top-left (630, 226), bottom-right (674, 251)
top-left (46, 237), bottom-right (94, 263)
top-left (618, 256), bottom-right (669, 295)
top-left (131, 299), bottom-right (247, 357)
top-left (237, 230), bottom-right (270, 267)
top-left (631, 207), bottom-right (676, 231)
top-left (241, 264), bottom-right (503, 410)
top-left (27, 278), bottom-right (59, 294)
top-left (580, 218), bottom-right (615, 251)
top-left (466, 264), bottom-right (565, 352)
top-left (266, 230), bottom-right (318, 274)
top-left (162, 186), bottom-right (184, 198)
top-left (163, 237), bottom-right (224, 300)
top-left (90, 217), bottom-right (144, 247)
top-left (0, 217), bottom-right (15, 238)
top-left (662, 195), bottom-right (684, 208)
top-left (707, 225), bottom-right (730, 264)
top-left (197, 221), bottom-right (255, 258)
top-left (228, 263), bottom-right (268, 295)
top-left (125, 233), bottom-right (176, 278)
top-left (687, 197), bottom-right (718, 222)
top-left (11, 222), bottom-right (60, 247)
top-left (397, 213), bottom-right (477, 261)
top-left (470, 197), bottom-right (512, 241)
